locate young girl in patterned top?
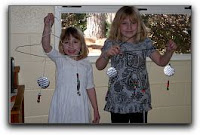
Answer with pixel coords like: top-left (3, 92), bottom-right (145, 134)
top-left (42, 13), bottom-right (100, 123)
top-left (96, 6), bottom-right (177, 123)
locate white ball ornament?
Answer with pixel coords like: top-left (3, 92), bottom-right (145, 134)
top-left (164, 64), bottom-right (175, 90)
top-left (107, 67), bottom-right (118, 78)
top-left (164, 64), bottom-right (175, 77)
top-left (37, 76), bottom-right (50, 89)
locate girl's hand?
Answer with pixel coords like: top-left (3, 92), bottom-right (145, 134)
top-left (44, 13), bottom-right (54, 27)
top-left (92, 110), bottom-right (100, 124)
top-left (106, 45), bottom-right (121, 58)
top-left (166, 40), bottom-right (177, 52)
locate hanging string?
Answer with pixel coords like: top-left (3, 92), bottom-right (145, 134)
top-left (106, 34), bottom-right (157, 78)
top-left (36, 19), bottom-right (54, 103)
top-left (37, 57), bottom-right (50, 103)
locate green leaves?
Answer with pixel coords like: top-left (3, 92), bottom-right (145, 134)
top-left (142, 14), bottom-right (191, 54)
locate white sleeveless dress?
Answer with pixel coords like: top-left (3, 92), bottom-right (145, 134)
top-left (46, 48), bottom-right (94, 123)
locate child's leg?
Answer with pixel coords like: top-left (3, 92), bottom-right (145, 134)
top-left (111, 113), bottom-right (129, 123)
top-left (129, 112), bottom-right (148, 123)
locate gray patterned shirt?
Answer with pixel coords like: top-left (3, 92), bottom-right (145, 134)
top-left (102, 38), bottom-right (156, 114)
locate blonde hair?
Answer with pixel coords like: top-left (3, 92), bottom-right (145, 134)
top-left (58, 27), bottom-right (88, 60)
top-left (109, 6), bottom-right (148, 43)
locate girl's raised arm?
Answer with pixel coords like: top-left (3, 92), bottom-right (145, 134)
top-left (42, 13), bottom-right (54, 53)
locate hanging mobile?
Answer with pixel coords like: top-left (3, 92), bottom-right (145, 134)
top-left (37, 76), bottom-right (50, 89)
top-left (164, 63), bottom-right (175, 90)
top-left (106, 34), bottom-right (145, 78)
top-left (37, 76), bottom-right (50, 103)
top-left (106, 40), bottom-right (128, 78)
top-left (36, 58), bottom-right (50, 103)
top-left (107, 67), bottom-right (118, 78)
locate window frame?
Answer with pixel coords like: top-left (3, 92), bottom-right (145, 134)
top-left (54, 5), bottom-right (191, 63)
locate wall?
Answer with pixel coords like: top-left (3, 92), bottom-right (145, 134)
top-left (9, 6), bottom-right (191, 124)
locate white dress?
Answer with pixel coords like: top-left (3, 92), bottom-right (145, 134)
top-left (46, 48), bottom-right (94, 123)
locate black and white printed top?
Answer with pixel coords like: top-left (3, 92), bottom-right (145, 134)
top-left (102, 38), bottom-right (156, 114)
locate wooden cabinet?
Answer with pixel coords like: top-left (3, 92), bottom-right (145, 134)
top-left (11, 85), bottom-right (24, 123)
top-left (10, 66), bottom-right (24, 123)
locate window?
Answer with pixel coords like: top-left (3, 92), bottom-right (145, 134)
top-left (55, 6), bottom-right (191, 58)
top-left (142, 14), bottom-right (191, 54)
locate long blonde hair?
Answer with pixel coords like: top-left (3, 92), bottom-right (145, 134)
top-left (58, 27), bottom-right (88, 60)
top-left (109, 6), bottom-right (148, 43)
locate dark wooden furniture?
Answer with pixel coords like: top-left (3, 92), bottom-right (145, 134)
top-left (10, 66), bottom-right (24, 123)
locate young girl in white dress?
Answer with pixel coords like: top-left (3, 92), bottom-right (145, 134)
top-left (42, 13), bottom-right (100, 123)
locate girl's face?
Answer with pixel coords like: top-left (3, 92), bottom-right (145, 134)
top-left (120, 17), bottom-right (138, 42)
top-left (62, 35), bottom-right (81, 57)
